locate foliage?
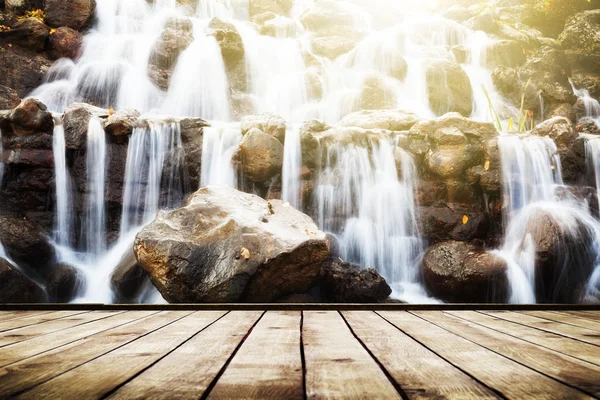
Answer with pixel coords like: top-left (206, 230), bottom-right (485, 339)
top-left (0, 25), bottom-right (10, 32)
top-left (16, 9), bottom-right (46, 23)
top-left (482, 80), bottom-right (534, 133)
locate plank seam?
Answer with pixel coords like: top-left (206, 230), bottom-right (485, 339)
top-left (99, 310), bottom-right (231, 399)
top-left (0, 311), bottom-right (90, 334)
top-left (410, 311), bottom-right (596, 398)
top-left (518, 311), bottom-right (600, 332)
top-left (339, 311), bottom-right (409, 400)
top-left (375, 311), bottom-right (508, 400)
top-left (199, 310), bottom-right (266, 400)
top-left (300, 311), bottom-right (307, 400)
top-left (476, 311), bottom-right (600, 349)
top-left (9, 311), bottom-right (193, 397)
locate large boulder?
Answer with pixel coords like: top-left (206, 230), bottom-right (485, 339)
top-left (426, 60), bottom-right (473, 117)
top-left (0, 98), bottom-right (53, 136)
top-left (524, 0), bottom-right (598, 38)
top-left (241, 113), bottom-right (286, 143)
top-left (45, 0), bottom-right (96, 31)
top-left (110, 249), bottom-right (150, 302)
top-left (62, 102), bottom-right (108, 149)
top-left (134, 186), bottom-right (330, 303)
top-left (0, 258), bottom-right (46, 303)
top-left (419, 207), bottom-right (488, 243)
top-left (339, 109), bottom-right (418, 131)
top-left (208, 18), bottom-right (246, 92)
top-left (0, 217), bottom-right (56, 271)
top-left (320, 261), bottom-right (391, 302)
top-left (0, 17), bottom-right (50, 51)
top-left (359, 73), bottom-right (397, 111)
top-left (530, 117), bottom-right (576, 148)
top-left (0, 50), bottom-right (52, 98)
top-left (559, 10), bottom-right (600, 74)
top-left (235, 127), bottom-right (284, 183)
top-left (250, 0), bottom-right (292, 17)
top-left (48, 27), bottom-right (84, 60)
top-left (422, 241), bottom-right (509, 303)
top-left (409, 112), bottom-right (498, 140)
top-left (104, 109), bottom-right (141, 136)
top-left (45, 263), bottom-right (85, 303)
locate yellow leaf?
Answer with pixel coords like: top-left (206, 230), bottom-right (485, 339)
top-left (240, 247), bottom-right (250, 260)
top-left (462, 215), bottom-right (469, 225)
top-left (49, 28), bottom-right (56, 34)
top-left (484, 160), bottom-right (490, 171)
top-left (108, 107), bottom-right (115, 116)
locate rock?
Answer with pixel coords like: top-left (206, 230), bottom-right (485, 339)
top-left (425, 147), bottom-right (468, 178)
top-left (48, 27), bottom-right (84, 60)
top-left (426, 60), bottom-right (473, 117)
top-left (241, 113), bottom-right (286, 143)
top-left (209, 18), bottom-right (245, 66)
top-left (0, 85), bottom-right (21, 109)
top-left (134, 185), bottom-right (330, 303)
top-left (46, 264), bottom-right (85, 302)
top-left (250, 0), bottom-right (292, 17)
top-left (0, 17), bottom-right (50, 51)
top-left (62, 102), bottom-right (108, 149)
top-left (0, 149), bottom-right (54, 167)
top-left (548, 103), bottom-right (576, 122)
top-left (409, 112), bottom-right (498, 140)
top-left (104, 109), bottom-right (141, 136)
top-left (1, 98), bottom-right (53, 136)
top-left (422, 241), bottom-right (508, 303)
top-left (110, 249), bottom-right (149, 302)
top-left (359, 73), bottom-right (397, 111)
top-left (419, 207), bottom-right (487, 243)
top-left (320, 261), bottom-right (391, 302)
top-left (0, 258), bottom-right (46, 303)
top-left (519, 207), bottom-right (597, 303)
top-left (231, 91), bottom-right (257, 121)
top-left (45, 0), bottom-right (96, 31)
top-left (526, 1), bottom-right (598, 38)
top-left (339, 109), bottom-right (418, 131)
top-left (531, 117), bottom-right (576, 148)
top-left (0, 217), bottom-right (56, 271)
top-left (463, 9), bottom-right (499, 34)
top-left (235, 127), bottom-right (284, 183)
top-left (484, 40), bottom-right (525, 69)
top-left (5, 0), bottom-right (44, 13)
top-left (300, 0), bottom-right (357, 33)
top-left (311, 33), bottom-right (361, 60)
top-left (0, 50), bottom-right (52, 98)
top-left (276, 293), bottom-right (316, 303)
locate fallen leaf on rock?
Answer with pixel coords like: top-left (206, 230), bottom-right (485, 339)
top-left (462, 215), bottom-right (469, 225)
top-left (240, 247), bottom-right (250, 260)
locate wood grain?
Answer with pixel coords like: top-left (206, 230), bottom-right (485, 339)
top-left (16, 311), bottom-right (225, 399)
top-left (523, 311), bottom-right (600, 332)
top-left (0, 311), bottom-right (53, 322)
top-left (416, 311), bottom-right (600, 397)
top-left (108, 311), bottom-right (263, 400)
top-left (379, 311), bottom-right (589, 399)
top-left (0, 311), bottom-right (182, 397)
top-left (207, 311), bottom-right (303, 399)
top-left (303, 310), bottom-right (402, 399)
top-left (342, 311), bottom-right (497, 399)
top-left (0, 310), bottom-right (87, 332)
top-left (481, 311), bottom-right (600, 346)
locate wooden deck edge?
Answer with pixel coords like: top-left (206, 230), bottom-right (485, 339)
top-left (1, 303), bottom-right (599, 311)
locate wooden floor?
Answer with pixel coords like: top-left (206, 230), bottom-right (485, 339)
top-left (0, 310), bottom-right (599, 399)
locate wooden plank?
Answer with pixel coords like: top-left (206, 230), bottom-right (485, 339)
top-left (207, 311), bottom-right (303, 400)
top-left (0, 310), bottom-right (87, 332)
top-left (562, 311), bottom-right (600, 322)
top-left (448, 311), bottom-right (600, 366)
top-left (17, 311), bottom-right (226, 400)
top-left (108, 311), bottom-right (263, 400)
top-left (342, 311), bottom-right (498, 399)
top-left (482, 311), bottom-right (600, 347)
top-left (0, 311), bottom-right (117, 348)
top-left (415, 311), bottom-right (600, 397)
top-left (0, 311), bottom-right (190, 397)
top-left (303, 310), bottom-right (402, 399)
top-left (379, 311), bottom-right (589, 399)
top-left (0, 311), bottom-right (149, 367)
top-left (0, 311), bottom-right (53, 322)
top-left (523, 311), bottom-right (600, 332)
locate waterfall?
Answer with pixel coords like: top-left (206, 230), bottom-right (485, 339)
top-left (200, 123), bottom-right (242, 188)
top-left (282, 124), bottom-right (302, 208)
top-left (571, 79), bottom-right (600, 121)
top-left (83, 118), bottom-right (107, 258)
top-left (120, 121), bottom-right (186, 236)
top-left (52, 122), bottom-right (72, 248)
top-left (314, 138), bottom-right (425, 301)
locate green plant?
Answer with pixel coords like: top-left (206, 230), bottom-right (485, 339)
top-left (483, 78), bottom-right (534, 133)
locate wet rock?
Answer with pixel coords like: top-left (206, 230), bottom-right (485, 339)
top-left (235, 127), bottom-right (284, 183)
top-left (1, 98), bottom-right (53, 136)
top-left (45, 0), bottom-right (96, 31)
top-left (104, 109), bottom-right (141, 136)
top-left (5, 0), bottom-right (44, 13)
top-left (300, 0), bottom-right (357, 33)
top-left (1, 149), bottom-right (54, 167)
top-left (0, 50), bottom-right (52, 97)
top-left (231, 91), bottom-right (257, 121)
top-left (209, 18), bottom-right (244, 66)
top-left (425, 147), bottom-right (468, 178)
top-left (320, 261), bottom-right (391, 303)
top-left (0, 216), bottom-right (56, 270)
top-left (484, 40), bottom-right (525, 69)
top-left (463, 9), bottom-right (499, 35)
top-left (241, 113), bottom-right (286, 143)
top-left (531, 117), bottom-right (576, 148)
top-left (48, 27), bottom-right (83, 60)
top-left (63, 102), bottom-right (108, 149)
top-left (0, 17), bottom-right (50, 51)
top-left (110, 249), bottom-right (149, 302)
top-left (419, 207), bottom-right (487, 243)
top-left (409, 112), bottom-right (498, 140)
top-left (426, 59), bottom-right (473, 117)
top-left (548, 103), bottom-right (576, 122)
top-left (340, 109), bottom-right (418, 131)
top-left (0, 85), bottom-right (21, 109)
top-left (311, 33), bottom-right (362, 60)
top-left (359, 73), bottom-right (396, 111)
top-left (523, 0), bottom-right (597, 38)
top-left (250, 0), bottom-right (292, 17)
top-left (559, 10), bottom-right (600, 56)
top-left (46, 263), bottom-right (85, 302)
top-left (0, 258), bottom-right (46, 303)
top-left (422, 241), bottom-right (508, 303)
top-left (134, 185), bottom-right (330, 303)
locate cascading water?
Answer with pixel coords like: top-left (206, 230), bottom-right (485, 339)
top-left (200, 123), bottom-right (243, 188)
top-left (282, 124), bottom-right (302, 208)
top-left (83, 118), bottom-right (107, 258)
top-left (314, 137), bottom-right (428, 302)
top-left (52, 120), bottom-right (73, 248)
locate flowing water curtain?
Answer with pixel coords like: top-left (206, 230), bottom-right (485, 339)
top-left (120, 121), bottom-right (187, 237)
top-left (314, 138), bottom-right (423, 297)
top-left (52, 121), bottom-right (73, 248)
top-left (200, 123), bottom-right (243, 188)
top-left (282, 124), bottom-right (302, 209)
